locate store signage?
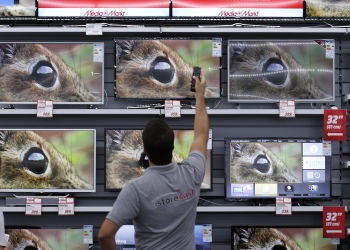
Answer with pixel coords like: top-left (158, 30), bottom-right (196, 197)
top-left (324, 109), bottom-right (346, 141)
top-left (323, 206), bottom-right (346, 238)
top-left (172, 0), bottom-right (304, 17)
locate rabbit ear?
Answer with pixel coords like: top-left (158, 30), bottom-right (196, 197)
top-left (0, 131), bottom-right (9, 149)
top-left (0, 47), bottom-right (4, 68)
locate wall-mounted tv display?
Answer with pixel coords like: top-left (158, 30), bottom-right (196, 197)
top-left (227, 40), bottom-right (335, 103)
top-left (0, 42), bottom-right (104, 105)
top-left (6, 228), bottom-right (91, 250)
top-left (306, 0), bottom-right (350, 18)
top-left (115, 39), bottom-right (221, 100)
top-left (0, 0), bottom-right (36, 19)
top-left (38, 0), bottom-right (169, 19)
top-left (232, 227), bottom-right (336, 250)
top-left (0, 129), bottom-right (96, 193)
top-left (105, 129), bottom-right (212, 191)
top-left (172, 0), bottom-right (304, 18)
top-left (224, 138), bottom-right (332, 200)
top-left (116, 225), bottom-right (212, 250)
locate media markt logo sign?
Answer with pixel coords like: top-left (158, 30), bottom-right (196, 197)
top-left (218, 10), bottom-right (259, 17)
top-left (84, 10), bottom-right (126, 17)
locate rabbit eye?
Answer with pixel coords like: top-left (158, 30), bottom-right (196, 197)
top-left (254, 155), bottom-right (271, 174)
top-left (263, 58), bottom-right (287, 86)
top-left (149, 57), bottom-right (175, 84)
top-left (32, 61), bottom-right (57, 89)
top-left (24, 148), bottom-right (48, 175)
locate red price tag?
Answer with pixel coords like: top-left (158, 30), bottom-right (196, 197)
top-left (323, 206), bottom-right (346, 238)
top-left (25, 198), bottom-right (42, 216)
top-left (165, 100), bottom-right (181, 118)
top-left (276, 197), bottom-right (292, 215)
top-left (58, 197), bottom-right (75, 215)
top-left (324, 109), bottom-right (346, 141)
top-left (37, 100), bottom-right (53, 118)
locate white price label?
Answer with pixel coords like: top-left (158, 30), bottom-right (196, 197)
top-left (212, 38), bottom-right (222, 57)
top-left (58, 197), bottom-right (75, 215)
top-left (203, 224), bottom-right (212, 243)
top-left (86, 23), bottom-right (103, 35)
top-left (165, 100), bottom-right (181, 118)
top-left (279, 100), bottom-right (295, 118)
top-left (37, 100), bottom-right (53, 118)
top-left (25, 198), bottom-right (42, 215)
top-left (83, 225), bottom-right (93, 244)
top-left (276, 197), bottom-right (292, 215)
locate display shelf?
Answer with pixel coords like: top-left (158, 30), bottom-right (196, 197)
top-left (0, 206), bottom-right (329, 213)
top-left (0, 26), bottom-right (347, 34)
top-left (0, 109), bottom-right (325, 115)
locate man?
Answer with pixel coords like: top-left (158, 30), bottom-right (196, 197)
top-left (98, 72), bottom-right (209, 250)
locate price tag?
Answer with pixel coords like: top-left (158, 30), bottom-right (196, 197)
top-left (58, 197), bottom-right (75, 215)
top-left (25, 197), bottom-right (42, 215)
top-left (86, 23), bottom-right (103, 35)
top-left (83, 225), bottom-right (93, 244)
top-left (276, 197), bottom-right (292, 215)
top-left (37, 100), bottom-right (53, 118)
top-left (279, 100), bottom-right (295, 118)
top-left (165, 100), bottom-right (181, 118)
top-left (203, 224), bottom-right (212, 243)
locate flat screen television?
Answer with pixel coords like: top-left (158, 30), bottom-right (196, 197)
top-left (0, 129), bottom-right (96, 193)
top-left (115, 224), bottom-right (212, 250)
top-left (232, 227), bottom-right (337, 250)
top-left (37, 0), bottom-right (169, 19)
top-left (105, 128), bottom-right (213, 191)
top-left (0, 0), bottom-right (36, 19)
top-left (227, 39), bottom-right (335, 103)
top-left (172, 0), bottom-right (304, 18)
top-left (306, 0), bottom-right (350, 18)
top-left (0, 42), bottom-right (104, 105)
top-left (5, 227), bottom-right (92, 250)
top-left (114, 38), bottom-right (221, 100)
top-left (224, 138), bottom-right (332, 200)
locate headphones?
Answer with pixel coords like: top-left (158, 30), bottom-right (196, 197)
top-left (139, 152), bottom-right (149, 169)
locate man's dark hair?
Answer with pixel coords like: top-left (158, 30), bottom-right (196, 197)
top-left (142, 120), bottom-right (174, 165)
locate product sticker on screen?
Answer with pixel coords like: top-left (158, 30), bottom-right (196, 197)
top-left (0, 43), bottom-right (104, 105)
top-left (224, 138), bottom-right (332, 200)
top-left (0, 0), bottom-right (36, 19)
top-left (227, 39), bottom-right (335, 103)
top-left (114, 38), bottom-right (221, 101)
top-left (105, 129), bottom-right (213, 191)
top-left (0, 129), bottom-right (96, 193)
top-left (231, 227), bottom-right (337, 250)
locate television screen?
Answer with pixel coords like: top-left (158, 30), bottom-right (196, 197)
top-left (105, 129), bottom-right (212, 191)
top-left (37, 0), bottom-right (169, 19)
top-left (116, 225), bottom-right (212, 250)
top-left (172, 0), bottom-right (304, 18)
top-left (227, 39), bottom-right (335, 103)
top-left (5, 228), bottom-right (91, 250)
top-left (0, 0), bottom-right (36, 19)
top-left (0, 42), bottom-right (104, 105)
top-left (114, 39), bottom-right (221, 100)
top-left (306, 0), bottom-right (350, 18)
top-left (232, 227), bottom-right (337, 250)
top-left (224, 138), bottom-right (332, 200)
top-left (0, 129), bottom-right (96, 193)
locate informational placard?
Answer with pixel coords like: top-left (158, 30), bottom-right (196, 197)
top-left (83, 225), bottom-right (93, 244)
top-left (324, 109), bottom-right (346, 141)
top-left (279, 100), bottom-right (295, 118)
top-left (212, 38), bottom-right (222, 57)
top-left (38, 0), bottom-right (169, 18)
top-left (58, 197), bottom-right (75, 215)
top-left (323, 206), bottom-right (346, 238)
top-left (165, 100), bottom-right (181, 118)
top-left (276, 197), bottom-right (292, 215)
top-left (25, 198), bottom-right (42, 215)
top-left (86, 23), bottom-right (102, 35)
top-left (203, 224), bottom-right (212, 242)
top-left (172, 0), bottom-right (304, 18)
top-left (37, 100), bottom-right (53, 118)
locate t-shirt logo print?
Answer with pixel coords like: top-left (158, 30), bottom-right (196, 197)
top-left (152, 190), bottom-right (196, 208)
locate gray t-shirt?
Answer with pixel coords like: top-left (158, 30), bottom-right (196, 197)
top-left (106, 150), bottom-right (206, 250)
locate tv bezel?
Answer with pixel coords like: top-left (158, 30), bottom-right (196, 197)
top-left (224, 137), bottom-right (332, 201)
top-left (0, 129), bottom-right (96, 193)
top-left (37, 0), bottom-right (170, 20)
top-left (113, 37), bottom-right (222, 101)
top-left (0, 42), bottom-right (105, 105)
top-left (227, 39), bottom-right (335, 103)
top-left (231, 226), bottom-right (336, 250)
top-left (104, 127), bottom-right (213, 192)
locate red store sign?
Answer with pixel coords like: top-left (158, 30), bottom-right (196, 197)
top-left (323, 206), bottom-right (346, 238)
top-left (324, 109), bottom-right (347, 141)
